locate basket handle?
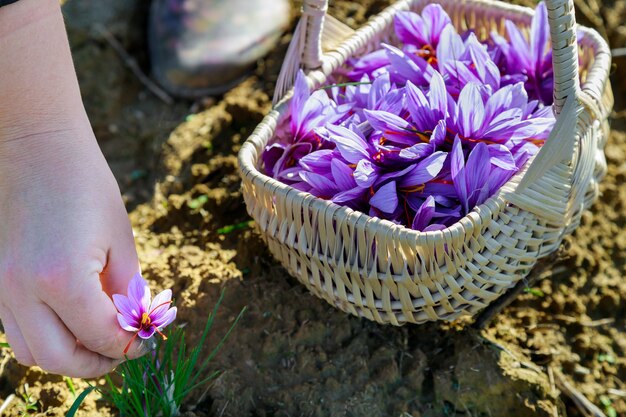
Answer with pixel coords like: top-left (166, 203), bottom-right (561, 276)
top-left (300, 0), bottom-right (328, 69)
top-left (545, 0), bottom-right (581, 115)
top-left (272, 0), bottom-right (329, 104)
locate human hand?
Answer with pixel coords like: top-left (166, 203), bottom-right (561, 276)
top-left (0, 123), bottom-right (147, 378)
top-left (0, 0), bottom-right (147, 377)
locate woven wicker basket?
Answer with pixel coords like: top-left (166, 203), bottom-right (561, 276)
top-left (238, 0), bottom-right (613, 325)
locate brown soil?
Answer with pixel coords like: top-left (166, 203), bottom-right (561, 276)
top-left (1, 0), bottom-right (626, 416)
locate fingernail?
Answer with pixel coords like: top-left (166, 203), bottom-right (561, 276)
top-left (138, 336), bottom-right (157, 355)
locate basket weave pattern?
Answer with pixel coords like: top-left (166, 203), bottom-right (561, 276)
top-left (238, 0), bottom-right (613, 325)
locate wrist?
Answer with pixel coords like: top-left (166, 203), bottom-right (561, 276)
top-left (0, 119), bottom-right (100, 184)
top-left (0, 0), bottom-right (85, 141)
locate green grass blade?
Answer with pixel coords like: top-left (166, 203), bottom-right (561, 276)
top-left (217, 221), bottom-right (253, 234)
top-left (319, 81), bottom-right (373, 90)
top-left (64, 377), bottom-right (76, 398)
top-left (66, 386), bottom-right (96, 417)
top-left (187, 306), bottom-right (246, 392)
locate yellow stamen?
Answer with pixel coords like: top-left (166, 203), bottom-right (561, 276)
top-left (141, 312), bottom-right (151, 327)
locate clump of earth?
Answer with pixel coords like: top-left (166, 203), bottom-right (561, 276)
top-left (1, 0), bottom-right (626, 416)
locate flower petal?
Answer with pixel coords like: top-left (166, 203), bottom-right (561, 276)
top-left (456, 83), bottom-right (485, 138)
top-left (113, 294), bottom-right (142, 322)
top-left (331, 159), bottom-right (357, 191)
top-left (465, 142), bottom-right (491, 208)
top-left (354, 160), bottom-right (378, 188)
top-left (300, 149), bottom-right (334, 172)
top-left (488, 144), bottom-right (517, 171)
top-left (383, 43), bottom-right (432, 86)
top-left (138, 327), bottom-right (156, 339)
top-left (347, 49), bottom-right (390, 80)
top-left (299, 171), bottom-right (337, 198)
top-left (368, 72), bottom-right (391, 109)
top-left (364, 109), bottom-right (417, 146)
top-left (399, 151), bottom-right (447, 187)
top-left (127, 273), bottom-right (151, 312)
top-left (399, 143), bottom-right (432, 160)
top-left (152, 307), bottom-right (177, 329)
top-left (504, 21), bottom-right (531, 69)
top-left (326, 124), bottom-right (370, 164)
top-left (436, 25), bottom-right (464, 72)
top-left (117, 313), bottom-right (139, 332)
top-left (394, 11), bottom-right (428, 47)
top-left (405, 81), bottom-right (434, 130)
top-left (411, 195), bottom-right (436, 231)
top-left (332, 187), bottom-right (366, 205)
top-left (290, 71), bottom-right (311, 134)
top-left (531, 2), bottom-right (549, 73)
top-left (422, 4), bottom-right (452, 46)
top-left (450, 136), bottom-right (468, 212)
top-left (149, 289), bottom-right (173, 317)
top-left (370, 181), bottom-right (399, 214)
top-left (428, 71), bottom-right (448, 121)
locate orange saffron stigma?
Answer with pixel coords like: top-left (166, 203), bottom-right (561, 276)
top-left (416, 44), bottom-right (438, 65)
top-left (123, 332), bottom-right (139, 355)
top-left (152, 325), bottom-right (168, 341)
top-left (402, 184), bottom-right (426, 193)
top-left (148, 300), bottom-right (173, 316)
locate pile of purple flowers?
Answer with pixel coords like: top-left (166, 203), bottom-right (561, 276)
top-left (263, 2), bottom-right (556, 231)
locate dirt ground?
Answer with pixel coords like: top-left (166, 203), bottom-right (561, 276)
top-left (1, 0), bottom-right (626, 416)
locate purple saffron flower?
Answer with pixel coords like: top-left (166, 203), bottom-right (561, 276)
top-left (328, 73), bottom-right (404, 125)
top-left (347, 49), bottom-right (390, 81)
top-left (491, 2), bottom-right (553, 104)
top-left (263, 141), bottom-right (312, 183)
top-left (450, 136), bottom-right (515, 215)
top-left (363, 73), bottom-right (450, 165)
top-left (394, 4), bottom-right (452, 52)
top-left (264, 71), bottom-right (348, 179)
top-left (113, 273), bottom-right (177, 354)
top-left (290, 71), bottom-right (348, 142)
top-left (383, 43), bottom-right (435, 86)
top-left (411, 196), bottom-right (448, 231)
top-left (370, 151), bottom-right (448, 216)
top-left (261, 1), bottom-right (557, 232)
top-left (452, 82), bottom-right (554, 147)
top-left (298, 124), bottom-right (376, 207)
top-left (436, 28), bottom-right (502, 97)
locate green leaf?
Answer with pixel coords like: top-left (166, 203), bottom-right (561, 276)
top-left (607, 406), bottom-right (617, 417)
top-left (217, 221), bottom-right (253, 234)
top-left (598, 353), bottom-right (616, 364)
top-left (188, 195), bottom-right (209, 209)
top-left (0, 342), bottom-right (9, 348)
top-left (66, 386), bottom-right (95, 417)
top-left (64, 377), bottom-right (76, 398)
top-left (523, 287), bottom-right (545, 297)
top-left (599, 395), bottom-right (612, 407)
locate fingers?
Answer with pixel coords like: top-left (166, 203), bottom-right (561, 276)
top-left (45, 270), bottom-right (145, 361)
top-left (14, 300), bottom-right (118, 378)
top-left (0, 304), bottom-right (35, 366)
top-left (100, 214), bottom-right (139, 297)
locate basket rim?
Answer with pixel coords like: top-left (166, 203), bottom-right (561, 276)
top-left (238, 0), bottom-right (611, 244)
